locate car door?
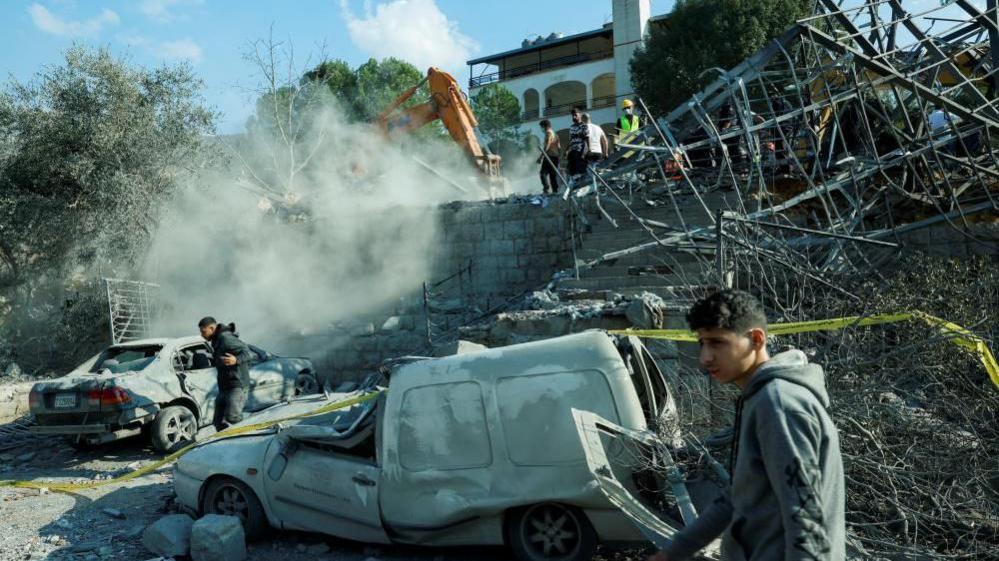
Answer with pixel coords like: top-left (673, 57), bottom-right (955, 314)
top-left (245, 350), bottom-right (286, 411)
top-left (173, 344), bottom-right (219, 424)
top-left (262, 438), bottom-right (390, 543)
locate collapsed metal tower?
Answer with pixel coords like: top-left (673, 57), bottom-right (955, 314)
top-left (579, 0), bottom-right (999, 316)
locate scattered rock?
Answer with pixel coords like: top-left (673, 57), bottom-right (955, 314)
top-left (102, 508), bottom-right (126, 520)
top-left (97, 546), bottom-right (112, 557)
top-left (625, 292), bottom-right (665, 329)
top-left (36, 487), bottom-right (49, 496)
top-left (305, 543), bottom-right (330, 554)
top-left (380, 316), bottom-right (402, 332)
top-left (2, 362), bottom-right (21, 378)
top-left (142, 514), bottom-right (194, 557)
top-left (189, 514), bottom-right (246, 561)
top-left (54, 518), bottom-right (72, 530)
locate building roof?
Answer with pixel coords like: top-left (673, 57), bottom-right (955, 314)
top-left (467, 10), bottom-right (671, 67)
top-left (467, 26), bottom-right (612, 66)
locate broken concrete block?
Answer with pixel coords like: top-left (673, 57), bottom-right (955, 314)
top-left (626, 292), bottom-right (665, 329)
top-left (190, 514), bottom-right (245, 561)
top-left (381, 316), bottom-right (401, 332)
top-left (102, 508), bottom-right (125, 520)
top-left (142, 514), bottom-right (194, 557)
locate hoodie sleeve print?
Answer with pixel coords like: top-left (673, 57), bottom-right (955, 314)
top-left (757, 402), bottom-right (833, 560)
top-left (660, 494), bottom-right (733, 560)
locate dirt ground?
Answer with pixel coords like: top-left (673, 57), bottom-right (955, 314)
top-left (0, 436), bottom-right (648, 561)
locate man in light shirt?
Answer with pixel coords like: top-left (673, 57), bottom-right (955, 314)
top-left (581, 112), bottom-right (608, 165)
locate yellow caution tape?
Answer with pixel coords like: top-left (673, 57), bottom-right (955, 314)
top-left (0, 390), bottom-right (383, 493)
top-left (610, 311), bottom-right (999, 390)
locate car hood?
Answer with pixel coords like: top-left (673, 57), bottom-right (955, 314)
top-left (176, 433), bottom-right (274, 480)
top-left (227, 390), bottom-right (378, 432)
top-left (176, 391), bottom-right (379, 478)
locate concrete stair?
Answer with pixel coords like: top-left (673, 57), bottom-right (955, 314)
top-left (554, 188), bottom-right (737, 299)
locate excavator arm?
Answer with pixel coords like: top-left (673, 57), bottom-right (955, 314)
top-left (375, 67), bottom-right (501, 180)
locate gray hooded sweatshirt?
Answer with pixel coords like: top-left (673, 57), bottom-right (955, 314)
top-left (662, 350), bottom-right (845, 560)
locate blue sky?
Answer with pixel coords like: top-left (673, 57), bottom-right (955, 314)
top-left (0, 0), bottom-right (674, 133)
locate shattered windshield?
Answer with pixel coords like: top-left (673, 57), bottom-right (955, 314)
top-left (89, 345), bottom-right (162, 374)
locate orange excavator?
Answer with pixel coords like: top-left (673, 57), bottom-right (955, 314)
top-left (375, 67), bottom-right (502, 184)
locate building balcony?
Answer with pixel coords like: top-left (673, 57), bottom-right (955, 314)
top-left (469, 50), bottom-right (613, 89)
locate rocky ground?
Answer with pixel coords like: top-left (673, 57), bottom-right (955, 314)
top-left (0, 436), bottom-right (649, 561)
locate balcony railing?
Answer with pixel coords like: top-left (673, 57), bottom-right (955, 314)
top-left (469, 50), bottom-right (613, 88)
top-left (519, 93), bottom-right (634, 122)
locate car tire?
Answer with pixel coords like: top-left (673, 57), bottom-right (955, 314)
top-left (201, 477), bottom-right (268, 540)
top-left (507, 503), bottom-right (598, 561)
top-left (150, 405), bottom-right (197, 453)
top-left (293, 372), bottom-right (319, 396)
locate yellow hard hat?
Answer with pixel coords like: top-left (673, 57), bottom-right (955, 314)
top-left (622, 99), bottom-right (634, 109)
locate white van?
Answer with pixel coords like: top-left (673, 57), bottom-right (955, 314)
top-left (174, 330), bottom-right (677, 561)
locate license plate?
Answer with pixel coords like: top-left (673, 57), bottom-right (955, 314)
top-left (54, 393), bottom-right (76, 409)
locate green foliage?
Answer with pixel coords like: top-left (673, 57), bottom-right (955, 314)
top-left (353, 58), bottom-right (426, 122)
top-left (630, 0), bottom-right (812, 116)
top-left (0, 46), bottom-right (217, 287)
top-left (471, 83), bottom-right (522, 141)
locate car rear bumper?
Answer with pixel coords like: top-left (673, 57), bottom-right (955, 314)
top-left (29, 409), bottom-right (156, 442)
top-left (30, 423), bottom-right (114, 435)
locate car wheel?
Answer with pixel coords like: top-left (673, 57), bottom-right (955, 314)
top-left (294, 373), bottom-right (318, 396)
top-left (150, 405), bottom-right (197, 453)
top-left (507, 503), bottom-right (597, 561)
top-left (201, 477), bottom-right (267, 540)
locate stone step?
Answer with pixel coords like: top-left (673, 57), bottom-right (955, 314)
top-left (556, 275), bottom-right (693, 290)
top-left (575, 264), bottom-right (704, 280)
top-left (575, 245), bottom-right (714, 263)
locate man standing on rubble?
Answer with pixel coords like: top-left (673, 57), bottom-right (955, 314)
top-left (582, 113), bottom-right (608, 163)
top-left (618, 99), bottom-right (641, 139)
top-left (198, 317), bottom-right (253, 430)
top-left (567, 107), bottom-right (589, 183)
top-left (537, 119), bottom-right (561, 195)
top-left (649, 290), bottom-right (845, 561)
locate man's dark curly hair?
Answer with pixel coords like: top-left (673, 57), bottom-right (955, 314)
top-left (686, 290), bottom-right (767, 333)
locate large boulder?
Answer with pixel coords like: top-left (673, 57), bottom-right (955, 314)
top-left (190, 514), bottom-right (246, 561)
top-left (142, 514), bottom-right (194, 557)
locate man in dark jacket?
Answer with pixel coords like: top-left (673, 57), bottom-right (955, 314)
top-left (198, 316), bottom-right (253, 430)
top-left (650, 290), bottom-right (845, 561)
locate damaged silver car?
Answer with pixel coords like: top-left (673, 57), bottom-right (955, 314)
top-left (173, 330), bottom-right (678, 561)
top-left (29, 336), bottom-right (318, 452)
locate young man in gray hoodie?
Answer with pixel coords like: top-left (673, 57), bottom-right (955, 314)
top-left (650, 290), bottom-right (845, 561)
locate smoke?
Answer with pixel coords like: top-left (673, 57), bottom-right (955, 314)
top-left (142, 102), bottom-right (483, 353)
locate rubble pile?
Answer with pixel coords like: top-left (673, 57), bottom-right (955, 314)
top-left (547, 1), bottom-right (999, 557)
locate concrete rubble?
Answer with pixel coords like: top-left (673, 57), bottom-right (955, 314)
top-left (142, 514), bottom-right (195, 558)
top-left (190, 514), bottom-right (246, 561)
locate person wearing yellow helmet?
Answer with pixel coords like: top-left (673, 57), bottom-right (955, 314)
top-left (618, 99), bottom-right (640, 135)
